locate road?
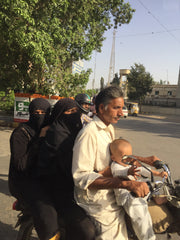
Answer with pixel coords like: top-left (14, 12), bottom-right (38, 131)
top-left (115, 114), bottom-right (180, 180)
top-left (115, 115), bottom-right (180, 240)
top-left (0, 114), bottom-right (180, 239)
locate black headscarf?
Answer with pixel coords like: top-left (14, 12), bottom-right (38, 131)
top-left (50, 98), bottom-right (77, 121)
top-left (28, 98), bottom-right (51, 133)
top-left (50, 98), bottom-right (82, 134)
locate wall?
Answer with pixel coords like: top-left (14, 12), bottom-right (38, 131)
top-left (141, 105), bottom-right (180, 116)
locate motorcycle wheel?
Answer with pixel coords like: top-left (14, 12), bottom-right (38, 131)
top-left (16, 219), bottom-right (35, 240)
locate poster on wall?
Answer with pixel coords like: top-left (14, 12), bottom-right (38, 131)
top-left (14, 97), bottom-right (30, 122)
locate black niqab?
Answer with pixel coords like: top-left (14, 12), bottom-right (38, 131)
top-left (28, 98), bottom-right (51, 133)
top-left (50, 98), bottom-right (77, 122)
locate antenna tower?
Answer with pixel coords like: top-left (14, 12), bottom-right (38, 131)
top-left (107, 30), bottom-right (116, 86)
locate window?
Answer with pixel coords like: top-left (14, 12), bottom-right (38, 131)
top-left (155, 91), bottom-right (159, 95)
top-left (167, 91), bottom-right (172, 96)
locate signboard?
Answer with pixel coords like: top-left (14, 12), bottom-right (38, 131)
top-left (14, 97), bottom-right (30, 122)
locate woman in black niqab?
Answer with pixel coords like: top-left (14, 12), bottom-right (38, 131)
top-left (8, 98), bottom-right (62, 240)
top-left (9, 97), bottom-right (51, 185)
top-left (28, 97), bottom-right (51, 133)
top-left (37, 98), bottom-right (82, 187)
top-left (37, 98), bottom-right (96, 240)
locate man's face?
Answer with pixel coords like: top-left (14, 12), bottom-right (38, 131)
top-left (82, 103), bottom-right (90, 111)
top-left (98, 97), bottom-right (124, 125)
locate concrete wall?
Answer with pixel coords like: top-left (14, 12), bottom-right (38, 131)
top-left (141, 105), bottom-right (180, 116)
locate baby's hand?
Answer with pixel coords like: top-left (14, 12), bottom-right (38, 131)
top-left (159, 171), bottom-right (168, 178)
top-left (128, 166), bottom-right (140, 180)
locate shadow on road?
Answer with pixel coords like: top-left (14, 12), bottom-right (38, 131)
top-left (0, 220), bottom-right (18, 240)
top-left (0, 220), bottom-right (38, 240)
top-left (0, 174), bottom-right (8, 177)
top-left (0, 179), bottom-right (11, 196)
top-left (116, 116), bottom-right (180, 139)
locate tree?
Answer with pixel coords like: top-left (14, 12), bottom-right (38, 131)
top-left (110, 73), bottom-right (120, 86)
top-left (0, 0), bottom-right (135, 95)
top-left (127, 63), bottom-right (154, 105)
top-left (100, 77), bottom-right (105, 91)
top-left (86, 89), bottom-right (98, 97)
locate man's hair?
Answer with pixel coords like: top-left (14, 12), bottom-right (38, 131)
top-left (95, 86), bottom-right (123, 113)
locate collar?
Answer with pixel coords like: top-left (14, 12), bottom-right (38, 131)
top-left (93, 115), bottom-right (113, 132)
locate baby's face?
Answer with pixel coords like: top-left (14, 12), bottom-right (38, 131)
top-left (113, 144), bottom-right (132, 164)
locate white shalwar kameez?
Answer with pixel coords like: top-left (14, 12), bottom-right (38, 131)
top-left (72, 116), bottom-right (128, 240)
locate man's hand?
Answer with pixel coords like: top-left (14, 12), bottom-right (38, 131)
top-left (159, 171), bottom-right (168, 178)
top-left (125, 181), bottom-right (150, 198)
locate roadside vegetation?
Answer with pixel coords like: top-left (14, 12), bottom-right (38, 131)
top-left (0, 91), bottom-right (14, 113)
top-left (0, 0), bottom-right (135, 102)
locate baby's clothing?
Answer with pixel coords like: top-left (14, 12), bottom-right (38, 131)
top-left (111, 161), bottom-right (156, 240)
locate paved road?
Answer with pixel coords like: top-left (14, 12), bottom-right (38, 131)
top-left (115, 114), bottom-right (180, 180)
top-left (0, 114), bottom-right (180, 239)
top-left (115, 115), bottom-right (180, 240)
top-left (0, 126), bottom-right (18, 240)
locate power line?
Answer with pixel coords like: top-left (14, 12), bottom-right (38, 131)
top-left (116, 28), bottom-right (180, 38)
top-left (136, 0), bottom-right (180, 44)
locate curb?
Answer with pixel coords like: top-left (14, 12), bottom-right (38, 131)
top-left (0, 120), bottom-right (19, 128)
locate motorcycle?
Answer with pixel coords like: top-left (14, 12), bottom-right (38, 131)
top-left (12, 160), bottom-right (180, 240)
top-left (124, 158), bottom-right (180, 239)
top-left (12, 200), bottom-right (66, 240)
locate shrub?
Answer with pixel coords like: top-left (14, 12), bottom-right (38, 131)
top-left (0, 91), bottom-right (15, 114)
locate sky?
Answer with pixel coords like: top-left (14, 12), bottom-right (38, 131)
top-left (84, 0), bottom-right (180, 89)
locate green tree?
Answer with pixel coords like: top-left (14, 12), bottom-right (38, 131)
top-left (127, 63), bottom-right (154, 106)
top-left (0, 91), bottom-right (14, 113)
top-left (85, 89), bottom-right (98, 97)
top-left (0, 0), bottom-right (135, 95)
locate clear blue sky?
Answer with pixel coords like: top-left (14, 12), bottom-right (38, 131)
top-left (84, 0), bottom-right (180, 89)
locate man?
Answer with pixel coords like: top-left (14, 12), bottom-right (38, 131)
top-left (72, 86), bottom-right (152, 240)
top-left (75, 93), bottom-right (92, 126)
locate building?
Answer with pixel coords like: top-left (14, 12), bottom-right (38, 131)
top-left (144, 67), bottom-right (180, 107)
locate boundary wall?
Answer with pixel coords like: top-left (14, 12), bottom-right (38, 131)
top-left (141, 105), bottom-right (180, 116)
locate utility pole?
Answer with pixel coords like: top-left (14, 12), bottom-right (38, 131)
top-left (107, 30), bottom-right (116, 86)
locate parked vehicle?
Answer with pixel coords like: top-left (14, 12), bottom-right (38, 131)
top-left (126, 102), bottom-right (139, 116)
top-left (122, 105), bottom-right (128, 118)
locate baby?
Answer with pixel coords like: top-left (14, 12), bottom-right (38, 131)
top-left (110, 138), bottom-right (167, 240)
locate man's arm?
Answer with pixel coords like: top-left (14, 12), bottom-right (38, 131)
top-left (88, 176), bottom-right (150, 198)
top-left (132, 155), bottom-right (161, 166)
top-left (98, 166), bottom-right (112, 177)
